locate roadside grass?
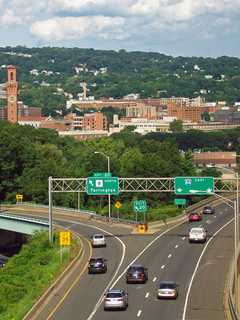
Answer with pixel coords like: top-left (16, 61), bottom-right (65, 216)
top-left (0, 231), bottom-right (79, 320)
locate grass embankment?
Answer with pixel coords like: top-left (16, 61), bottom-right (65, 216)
top-left (0, 231), bottom-right (79, 320)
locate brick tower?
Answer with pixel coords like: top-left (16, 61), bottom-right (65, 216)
top-left (6, 65), bottom-right (18, 123)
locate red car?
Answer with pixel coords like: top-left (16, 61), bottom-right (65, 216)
top-left (188, 212), bottom-right (202, 222)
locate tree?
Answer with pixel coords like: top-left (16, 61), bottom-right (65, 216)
top-left (169, 119), bottom-right (183, 133)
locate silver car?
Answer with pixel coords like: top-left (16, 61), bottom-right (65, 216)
top-left (91, 234), bottom-right (106, 247)
top-left (157, 281), bottom-right (178, 299)
top-left (189, 227), bottom-right (207, 243)
top-left (104, 289), bottom-right (128, 310)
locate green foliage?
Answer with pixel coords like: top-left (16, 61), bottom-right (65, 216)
top-left (1, 47), bottom-right (240, 115)
top-left (0, 231), bottom-right (77, 320)
top-left (169, 119), bottom-right (183, 133)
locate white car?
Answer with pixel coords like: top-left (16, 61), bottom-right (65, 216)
top-left (91, 234), bottom-right (106, 247)
top-left (189, 227), bottom-right (207, 243)
top-left (157, 281), bottom-right (178, 299)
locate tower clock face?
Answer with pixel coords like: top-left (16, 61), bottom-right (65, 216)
top-left (8, 95), bottom-right (17, 103)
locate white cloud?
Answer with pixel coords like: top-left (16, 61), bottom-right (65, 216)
top-left (30, 16), bottom-right (128, 41)
top-left (0, 9), bottom-right (23, 27)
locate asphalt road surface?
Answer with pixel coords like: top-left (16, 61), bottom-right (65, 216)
top-left (9, 201), bottom-right (234, 320)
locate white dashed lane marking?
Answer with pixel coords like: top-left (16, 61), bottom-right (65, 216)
top-left (137, 310), bottom-right (142, 317)
top-left (161, 265), bottom-right (165, 269)
top-left (153, 277), bottom-right (157, 282)
top-left (168, 254), bottom-right (172, 258)
top-left (182, 237), bottom-right (186, 240)
top-left (145, 292), bottom-right (150, 298)
top-left (175, 244), bottom-right (179, 248)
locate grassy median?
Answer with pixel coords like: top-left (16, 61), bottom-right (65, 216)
top-left (0, 231), bottom-right (79, 320)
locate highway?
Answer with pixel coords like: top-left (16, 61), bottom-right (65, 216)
top-left (7, 201), bottom-right (234, 320)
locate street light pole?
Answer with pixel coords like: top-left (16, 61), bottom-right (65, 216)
top-left (94, 151), bottom-right (111, 220)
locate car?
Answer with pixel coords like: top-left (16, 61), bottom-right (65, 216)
top-left (157, 281), bottom-right (178, 299)
top-left (188, 212), bottom-right (202, 222)
top-left (91, 234), bottom-right (106, 247)
top-left (126, 264), bottom-right (148, 284)
top-left (0, 259), bottom-right (6, 268)
top-left (202, 206), bottom-right (215, 215)
top-left (104, 289), bottom-right (128, 310)
top-left (88, 258), bottom-right (107, 274)
top-left (189, 227), bottom-right (207, 243)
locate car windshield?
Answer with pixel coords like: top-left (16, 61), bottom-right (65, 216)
top-left (204, 207), bottom-right (211, 210)
top-left (94, 235), bottom-right (104, 239)
top-left (159, 282), bottom-right (176, 289)
top-left (128, 266), bottom-right (144, 272)
top-left (106, 292), bottom-right (123, 298)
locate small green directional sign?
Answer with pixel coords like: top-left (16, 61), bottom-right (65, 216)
top-left (174, 198), bottom-right (187, 206)
top-left (174, 176), bottom-right (214, 195)
top-left (133, 200), bottom-right (147, 213)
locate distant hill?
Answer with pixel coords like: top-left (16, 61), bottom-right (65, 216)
top-left (0, 46), bottom-right (240, 115)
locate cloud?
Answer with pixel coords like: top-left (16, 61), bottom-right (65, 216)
top-left (0, 9), bottom-right (23, 27)
top-left (30, 16), bottom-right (128, 42)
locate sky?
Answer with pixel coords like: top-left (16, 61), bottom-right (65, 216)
top-left (0, 0), bottom-right (240, 57)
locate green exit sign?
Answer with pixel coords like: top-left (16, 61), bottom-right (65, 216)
top-left (174, 176), bottom-right (214, 195)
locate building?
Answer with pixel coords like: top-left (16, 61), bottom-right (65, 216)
top-left (6, 65), bottom-right (18, 123)
top-left (82, 112), bottom-right (107, 130)
top-left (193, 152), bottom-right (237, 167)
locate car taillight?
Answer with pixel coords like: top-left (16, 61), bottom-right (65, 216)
top-left (141, 273), bottom-right (145, 278)
top-left (117, 298), bottom-right (124, 301)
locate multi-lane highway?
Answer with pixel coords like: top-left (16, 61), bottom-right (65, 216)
top-left (8, 201), bottom-right (234, 320)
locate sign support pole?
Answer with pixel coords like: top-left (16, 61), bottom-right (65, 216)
top-left (48, 176), bottom-right (53, 243)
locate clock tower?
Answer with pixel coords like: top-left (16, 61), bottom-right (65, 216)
top-left (6, 65), bottom-right (18, 123)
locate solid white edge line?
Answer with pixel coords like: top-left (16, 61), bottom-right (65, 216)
top-left (182, 217), bottom-right (233, 320)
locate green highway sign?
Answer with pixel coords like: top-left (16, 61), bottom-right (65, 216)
top-left (86, 176), bottom-right (119, 195)
top-left (174, 198), bottom-right (187, 206)
top-left (93, 172), bottom-right (112, 178)
top-left (133, 200), bottom-right (147, 213)
top-left (174, 176), bottom-right (214, 195)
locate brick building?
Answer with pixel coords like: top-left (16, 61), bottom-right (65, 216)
top-left (193, 152), bottom-right (237, 167)
top-left (82, 112), bottom-right (107, 130)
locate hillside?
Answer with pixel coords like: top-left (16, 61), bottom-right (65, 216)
top-left (0, 46), bottom-right (240, 115)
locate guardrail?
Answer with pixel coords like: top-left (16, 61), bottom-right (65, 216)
top-left (0, 212), bottom-right (49, 226)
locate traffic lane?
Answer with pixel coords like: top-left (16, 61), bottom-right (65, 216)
top-left (49, 221), bottom-right (125, 320)
top-left (185, 222), bottom-right (233, 320)
top-left (90, 202), bottom-right (233, 320)
top-left (93, 230), bottom-right (184, 320)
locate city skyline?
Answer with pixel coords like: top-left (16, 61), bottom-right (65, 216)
top-left (0, 0), bottom-right (240, 57)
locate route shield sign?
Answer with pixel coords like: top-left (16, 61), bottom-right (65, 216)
top-left (174, 177), bottom-right (214, 195)
top-left (133, 200), bottom-right (147, 213)
top-left (86, 176), bottom-right (119, 195)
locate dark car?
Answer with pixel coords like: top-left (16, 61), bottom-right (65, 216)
top-left (202, 206), bottom-right (215, 214)
top-left (157, 281), bottom-right (178, 299)
top-left (126, 264), bottom-right (148, 283)
top-left (88, 258), bottom-right (107, 274)
top-left (188, 212), bottom-right (202, 222)
top-left (0, 256), bottom-right (8, 268)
